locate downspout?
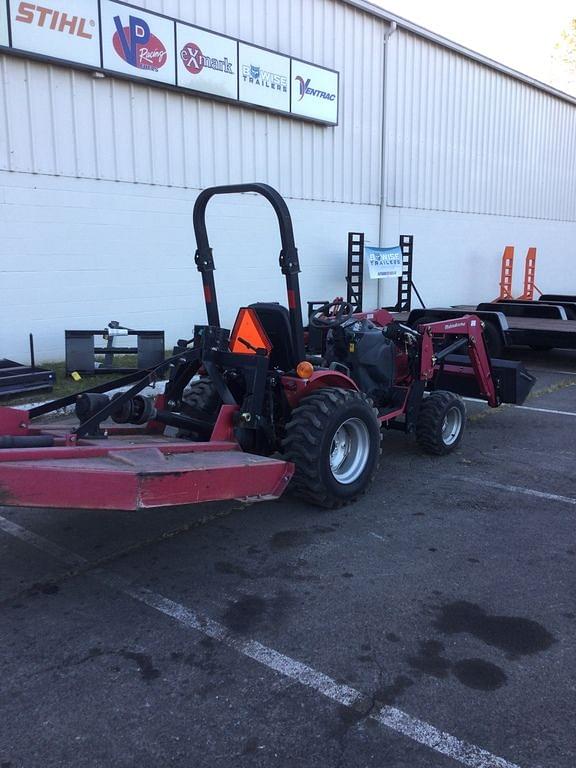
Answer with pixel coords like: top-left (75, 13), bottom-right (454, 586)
top-left (376, 20), bottom-right (397, 308)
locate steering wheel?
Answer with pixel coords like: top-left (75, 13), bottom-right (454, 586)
top-left (310, 300), bottom-right (355, 328)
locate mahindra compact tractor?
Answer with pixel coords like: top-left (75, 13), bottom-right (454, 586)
top-left (0, 184), bottom-right (535, 510)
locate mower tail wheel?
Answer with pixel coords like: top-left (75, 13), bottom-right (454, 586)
top-left (416, 391), bottom-right (466, 455)
top-left (282, 387), bottom-right (381, 509)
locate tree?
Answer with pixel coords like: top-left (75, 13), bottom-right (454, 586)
top-left (554, 18), bottom-right (576, 86)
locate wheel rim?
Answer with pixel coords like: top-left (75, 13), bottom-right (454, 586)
top-left (441, 406), bottom-right (462, 446)
top-left (329, 417), bottom-right (371, 484)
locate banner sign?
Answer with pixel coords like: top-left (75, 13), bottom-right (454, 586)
top-left (176, 22), bottom-right (238, 100)
top-left (1, 0), bottom-right (339, 125)
top-left (9, 0), bottom-right (101, 66)
top-left (366, 246), bottom-right (404, 280)
top-left (291, 59), bottom-right (339, 124)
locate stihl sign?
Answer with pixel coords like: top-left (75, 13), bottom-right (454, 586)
top-left (15, 2), bottom-right (94, 38)
top-left (9, 0), bottom-right (101, 66)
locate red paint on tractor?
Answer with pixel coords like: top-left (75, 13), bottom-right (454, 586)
top-left (281, 370), bottom-right (358, 407)
top-left (0, 438), bottom-right (293, 510)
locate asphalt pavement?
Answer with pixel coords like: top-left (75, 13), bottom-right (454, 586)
top-left (1, 349), bottom-right (575, 768)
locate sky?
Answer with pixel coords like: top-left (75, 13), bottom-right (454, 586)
top-left (373, 0), bottom-right (576, 94)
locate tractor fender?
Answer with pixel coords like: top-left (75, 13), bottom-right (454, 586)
top-left (281, 370), bottom-right (359, 407)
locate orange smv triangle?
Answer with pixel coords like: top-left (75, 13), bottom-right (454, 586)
top-left (229, 307), bottom-right (273, 355)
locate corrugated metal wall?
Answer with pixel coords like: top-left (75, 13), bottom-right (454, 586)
top-left (386, 30), bottom-right (576, 221)
top-left (0, 0), bottom-right (386, 205)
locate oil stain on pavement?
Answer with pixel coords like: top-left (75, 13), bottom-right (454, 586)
top-left (434, 601), bottom-right (556, 658)
top-left (406, 639), bottom-right (507, 691)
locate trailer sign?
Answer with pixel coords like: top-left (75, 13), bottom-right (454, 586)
top-left (238, 43), bottom-right (290, 113)
top-left (366, 246), bottom-right (404, 280)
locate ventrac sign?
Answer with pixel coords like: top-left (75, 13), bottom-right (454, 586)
top-left (1, 0), bottom-right (339, 125)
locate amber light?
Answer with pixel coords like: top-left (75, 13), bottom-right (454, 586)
top-left (296, 361), bottom-right (314, 379)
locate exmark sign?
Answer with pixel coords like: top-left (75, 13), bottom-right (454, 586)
top-left (176, 22), bottom-right (237, 100)
top-left (100, 0), bottom-right (175, 85)
top-left (8, 0), bottom-right (101, 66)
top-left (291, 59), bottom-right (338, 125)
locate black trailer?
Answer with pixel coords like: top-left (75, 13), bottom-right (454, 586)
top-left (408, 295), bottom-right (576, 357)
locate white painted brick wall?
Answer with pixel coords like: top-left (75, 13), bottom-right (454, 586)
top-left (3, 170), bottom-right (575, 364)
top-left (0, 171), bottom-right (380, 361)
top-left (382, 206), bottom-right (576, 307)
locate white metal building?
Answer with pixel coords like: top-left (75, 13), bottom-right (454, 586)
top-left (1, 0), bottom-right (575, 361)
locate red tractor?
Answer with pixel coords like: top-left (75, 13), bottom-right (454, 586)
top-left (0, 184), bottom-right (534, 510)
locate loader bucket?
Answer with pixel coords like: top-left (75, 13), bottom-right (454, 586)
top-left (0, 443), bottom-right (293, 510)
top-left (436, 356), bottom-right (536, 405)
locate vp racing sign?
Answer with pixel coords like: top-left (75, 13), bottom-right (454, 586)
top-left (101, 0), bottom-right (175, 84)
top-left (1, 0), bottom-right (339, 125)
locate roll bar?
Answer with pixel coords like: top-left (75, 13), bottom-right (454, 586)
top-left (193, 183), bottom-right (306, 363)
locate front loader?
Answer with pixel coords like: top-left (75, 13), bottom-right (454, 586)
top-left (0, 184), bottom-right (535, 511)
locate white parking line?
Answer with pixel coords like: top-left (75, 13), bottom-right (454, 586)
top-left (455, 477), bottom-right (576, 506)
top-left (463, 399), bottom-right (576, 418)
top-left (0, 514), bottom-right (521, 768)
top-left (523, 368), bottom-right (576, 377)
top-left (514, 405), bottom-right (576, 417)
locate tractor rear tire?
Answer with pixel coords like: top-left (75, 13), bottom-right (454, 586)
top-left (410, 315), bottom-right (437, 331)
top-left (416, 391), bottom-right (466, 455)
top-left (282, 387), bottom-right (381, 509)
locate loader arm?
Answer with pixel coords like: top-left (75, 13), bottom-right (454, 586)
top-left (419, 315), bottom-right (499, 407)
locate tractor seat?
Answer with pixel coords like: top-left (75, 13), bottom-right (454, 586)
top-left (249, 302), bottom-right (298, 372)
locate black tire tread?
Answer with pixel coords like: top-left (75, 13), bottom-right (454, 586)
top-left (182, 379), bottom-right (221, 415)
top-left (416, 391), bottom-right (465, 456)
top-left (282, 387), bottom-right (381, 508)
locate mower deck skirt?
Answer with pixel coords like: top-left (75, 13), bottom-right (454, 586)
top-left (0, 446), bottom-right (293, 510)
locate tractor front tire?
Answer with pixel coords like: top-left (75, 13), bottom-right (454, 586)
top-left (282, 387), bottom-right (381, 509)
top-left (179, 378), bottom-right (221, 439)
top-left (416, 391), bottom-right (466, 455)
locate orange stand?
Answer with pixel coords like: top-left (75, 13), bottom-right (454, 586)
top-left (517, 247), bottom-right (541, 300)
top-left (494, 246), bottom-right (515, 301)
